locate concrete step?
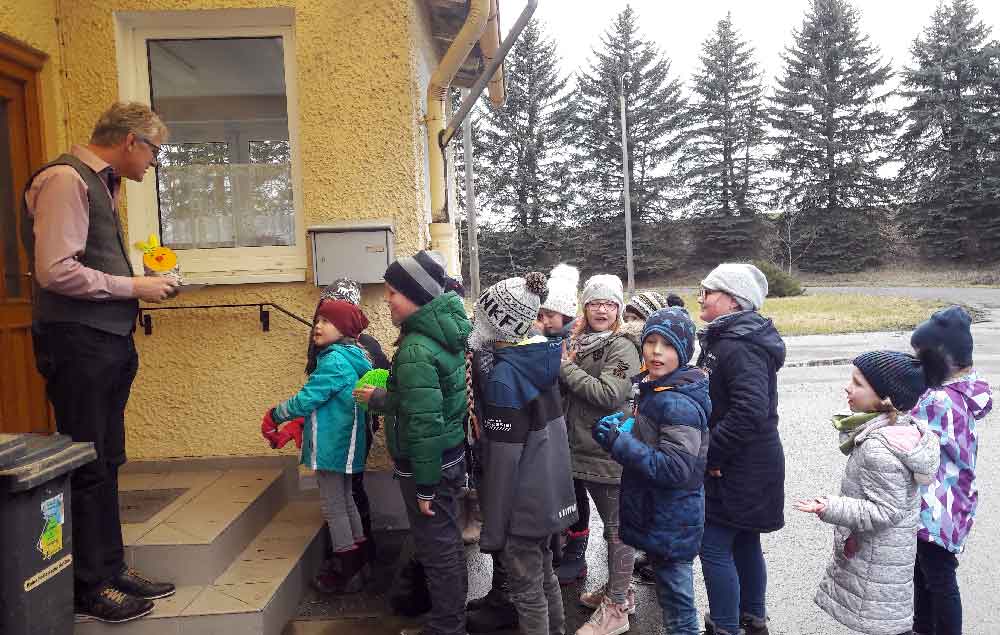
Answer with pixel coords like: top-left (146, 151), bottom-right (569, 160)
top-left (75, 500), bottom-right (327, 635)
top-left (119, 464), bottom-right (289, 586)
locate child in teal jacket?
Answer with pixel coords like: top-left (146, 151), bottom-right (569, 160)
top-left (265, 299), bottom-right (372, 593)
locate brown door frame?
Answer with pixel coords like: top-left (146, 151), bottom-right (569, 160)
top-left (0, 33), bottom-right (50, 433)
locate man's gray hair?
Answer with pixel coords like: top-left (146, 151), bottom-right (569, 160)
top-left (90, 102), bottom-right (169, 146)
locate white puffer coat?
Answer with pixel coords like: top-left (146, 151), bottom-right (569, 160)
top-left (814, 413), bottom-right (940, 635)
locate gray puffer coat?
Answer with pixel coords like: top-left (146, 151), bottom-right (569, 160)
top-left (814, 413), bottom-right (940, 635)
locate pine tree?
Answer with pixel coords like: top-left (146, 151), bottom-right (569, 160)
top-left (681, 13), bottom-right (768, 261)
top-left (570, 5), bottom-right (690, 279)
top-left (769, 0), bottom-right (899, 272)
top-left (897, 0), bottom-right (1000, 261)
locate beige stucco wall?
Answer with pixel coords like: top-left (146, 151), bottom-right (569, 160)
top-left (11, 0), bottom-right (444, 463)
top-left (0, 0), bottom-right (68, 157)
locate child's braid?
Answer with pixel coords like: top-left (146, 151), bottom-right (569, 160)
top-left (465, 349), bottom-right (480, 442)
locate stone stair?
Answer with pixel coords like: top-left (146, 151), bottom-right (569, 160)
top-left (74, 457), bottom-right (326, 635)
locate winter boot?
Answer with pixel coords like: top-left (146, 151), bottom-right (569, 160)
top-left (703, 614), bottom-right (745, 635)
top-left (575, 596), bottom-right (630, 635)
top-left (740, 613), bottom-right (769, 635)
top-left (461, 487), bottom-right (483, 545)
top-left (388, 556), bottom-right (432, 617)
top-left (558, 528), bottom-right (589, 586)
top-left (313, 546), bottom-right (367, 594)
top-left (579, 583), bottom-right (637, 614)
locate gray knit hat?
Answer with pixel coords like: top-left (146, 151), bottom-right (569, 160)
top-left (469, 272), bottom-right (548, 350)
top-left (701, 263), bottom-right (768, 311)
top-left (581, 274), bottom-right (625, 317)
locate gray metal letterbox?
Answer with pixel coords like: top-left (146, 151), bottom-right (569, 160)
top-left (308, 221), bottom-right (395, 285)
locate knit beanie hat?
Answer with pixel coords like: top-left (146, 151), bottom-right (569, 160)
top-left (853, 350), bottom-right (943, 412)
top-left (910, 305), bottom-right (974, 368)
top-left (316, 299), bottom-right (370, 339)
top-left (701, 263), bottom-right (768, 311)
top-left (540, 263), bottom-right (580, 318)
top-left (469, 272), bottom-right (547, 350)
top-left (581, 274), bottom-right (625, 317)
top-left (626, 291), bottom-right (668, 321)
top-left (383, 250), bottom-right (448, 306)
top-left (642, 307), bottom-right (697, 366)
top-left (320, 277), bottom-right (362, 306)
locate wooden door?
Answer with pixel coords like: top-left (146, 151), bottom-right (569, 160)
top-left (0, 35), bottom-right (51, 434)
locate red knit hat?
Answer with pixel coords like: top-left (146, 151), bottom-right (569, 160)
top-left (316, 299), bottom-right (369, 339)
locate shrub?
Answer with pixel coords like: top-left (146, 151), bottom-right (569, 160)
top-left (753, 259), bottom-right (805, 297)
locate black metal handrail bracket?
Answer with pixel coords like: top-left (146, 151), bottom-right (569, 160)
top-left (137, 303), bottom-right (312, 336)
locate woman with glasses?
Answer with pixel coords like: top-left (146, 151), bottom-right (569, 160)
top-left (560, 274), bottom-right (641, 635)
top-left (695, 263), bottom-right (786, 635)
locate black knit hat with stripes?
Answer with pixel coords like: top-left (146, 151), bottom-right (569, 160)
top-left (383, 250), bottom-right (448, 306)
top-left (853, 350), bottom-right (936, 412)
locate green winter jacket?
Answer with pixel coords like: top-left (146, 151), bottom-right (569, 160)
top-left (378, 292), bottom-right (471, 494)
top-left (273, 343), bottom-right (372, 473)
top-left (561, 330), bottom-right (642, 484)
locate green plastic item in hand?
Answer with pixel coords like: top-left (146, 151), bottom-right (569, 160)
top-left (354, 369), bottom-right (389, 411)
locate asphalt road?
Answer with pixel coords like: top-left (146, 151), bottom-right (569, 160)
top-left (292, 289), bottom-right (1000, 635)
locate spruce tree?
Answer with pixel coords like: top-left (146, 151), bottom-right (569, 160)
top-left (897, 0), bottom-right (1000, 260)
top-left (570, 5), bottom-right (690, 279)
top-left (465, 19), bottom-right (575, 278)
top-left (681, 13), bottom-right (767, 261)
top-left (769, 0), bottom-right (899, 272)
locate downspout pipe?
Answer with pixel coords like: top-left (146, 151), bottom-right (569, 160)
top-left (442, 0), bottom-right (537, 147)
top-left (479, 0), bottom-right (506, 108)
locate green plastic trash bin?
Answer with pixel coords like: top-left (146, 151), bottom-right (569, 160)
top-left (0, 433), bottom-right (96, 635)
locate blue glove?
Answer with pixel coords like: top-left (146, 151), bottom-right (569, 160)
top-left (593, 412), bottom-right (627, 451)
top-left (618, 417), bottom-right (635, 434)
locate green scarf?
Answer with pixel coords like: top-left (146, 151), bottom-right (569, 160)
top-left (832, 411), bottom-right (882, 456)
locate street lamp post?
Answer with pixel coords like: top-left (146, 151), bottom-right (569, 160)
top-left (619, 72), bottom-right (635, 294)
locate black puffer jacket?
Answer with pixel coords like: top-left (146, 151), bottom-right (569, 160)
top-left (696, 311), bottom-right (786, 533)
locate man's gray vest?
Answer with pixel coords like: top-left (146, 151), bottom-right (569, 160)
top-left (22, 153), bottom-right (139, 336)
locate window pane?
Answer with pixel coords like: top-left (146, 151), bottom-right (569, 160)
top-left (148, 37), bottom-right (295, 249)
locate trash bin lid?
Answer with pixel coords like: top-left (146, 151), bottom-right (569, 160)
top-left (0, 434), bottom-right (96, 492)
top-left (0, 433), bottom-right (26, 470)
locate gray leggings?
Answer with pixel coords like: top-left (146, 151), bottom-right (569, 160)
top-left (317, 470), bottom-right (364, 551)
top-left (584, 480), bottom-right (635, 605)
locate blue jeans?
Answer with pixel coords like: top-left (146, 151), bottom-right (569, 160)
top-left (913, 540), bottom-right (961, 635)
top-left (699, 522), bottom-right (767, 634)
top-left (651, 558), bottom-right (698, 635)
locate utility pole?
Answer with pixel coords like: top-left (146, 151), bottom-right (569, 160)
top-left (463, 91), bottom-right (481, 300)
top-left (619, 72), bottom-right (635, 294)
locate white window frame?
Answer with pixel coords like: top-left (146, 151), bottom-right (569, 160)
top-left (115, 9), bottom-right (306, 284)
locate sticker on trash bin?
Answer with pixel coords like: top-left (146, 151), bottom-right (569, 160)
top-left (37, 493), bottom-right (64, 560)
top-left (24, 553), bottom-right (72, 592)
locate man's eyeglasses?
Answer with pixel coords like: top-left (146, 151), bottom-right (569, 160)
top-left (135, 133), bottom-right (161, 163)
top-left (698, 288), bottom-right (719, 300)
top-left (586, 301), bottom-right (618, 311)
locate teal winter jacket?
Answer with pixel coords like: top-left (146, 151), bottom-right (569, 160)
top-left (273, 343), bottom-right (373, 473)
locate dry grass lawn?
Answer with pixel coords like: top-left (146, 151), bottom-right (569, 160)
top-left (664, 292), bottom-right (945, 336)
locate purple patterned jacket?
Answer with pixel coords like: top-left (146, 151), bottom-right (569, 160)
top-left (910, 370), bottom-right (993, 553)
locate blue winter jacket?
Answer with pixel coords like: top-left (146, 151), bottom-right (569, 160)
top-left (273, 343), bottom-right (372, 473)
top-left (612, 366), bottom-right (711, 561)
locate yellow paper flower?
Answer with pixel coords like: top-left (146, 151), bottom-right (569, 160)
top-left (135, 233), bottom-right (178, 272)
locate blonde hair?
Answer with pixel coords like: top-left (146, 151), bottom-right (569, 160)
top-left (90, 102), bottom-right (169, 146)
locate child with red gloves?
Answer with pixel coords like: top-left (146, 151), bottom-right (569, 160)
top-left (261, 298), bottom-right (373, 593)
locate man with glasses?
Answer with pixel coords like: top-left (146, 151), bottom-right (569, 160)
top-left (23, 102), bottom-right (178, 624)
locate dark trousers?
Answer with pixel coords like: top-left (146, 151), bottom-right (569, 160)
top-left (502, 535), bottom-right (565, 635)
top-left (568, 478), bottom-right (590, 533)
top-left (398, 459), bottom-right (468, 635)
top-left (32, 323), bottom-right (138, 597)
top-left (913, 540), bottom-right (961, 635)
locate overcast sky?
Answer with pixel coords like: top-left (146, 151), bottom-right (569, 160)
top-left (497, 0), bottom-right (1000, 90)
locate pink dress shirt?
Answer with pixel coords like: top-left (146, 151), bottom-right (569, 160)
top-left (24, 145), bottom-right (136, 300)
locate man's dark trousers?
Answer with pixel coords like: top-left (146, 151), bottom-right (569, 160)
top-left (33, 322), bottom-right (138, 596)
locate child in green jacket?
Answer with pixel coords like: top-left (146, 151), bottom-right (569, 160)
top-left (264, 299), bottom-right (372, 594)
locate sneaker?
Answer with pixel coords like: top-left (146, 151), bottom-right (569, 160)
top-left (74, 584), bottom-right (154, 624)
top-left (579, 584), bottom-right (636, 614)
top-left (112, 567), bottom-right (175, 600)
top-left (575, 597), bottom-right (630, 635)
